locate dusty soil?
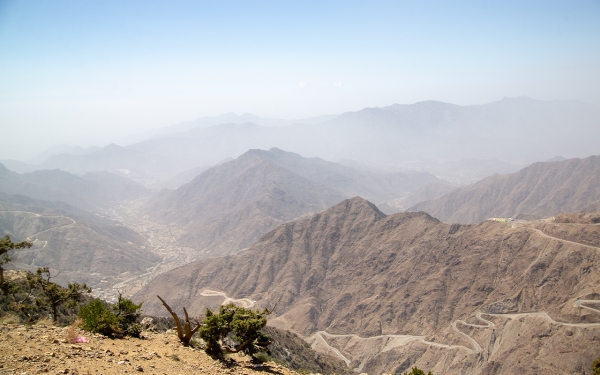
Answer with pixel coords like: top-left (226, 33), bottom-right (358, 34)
top-left (0, 323), bottom-right (301, 375)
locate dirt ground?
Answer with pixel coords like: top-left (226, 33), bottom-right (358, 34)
top-left (0, 323), bottom-right (302, 375)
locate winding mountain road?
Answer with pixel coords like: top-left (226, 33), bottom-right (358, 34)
top-left (312, 299), bottom-right (600, 367)
top-left (199, 290), bottom-right (256, 308)
top-left (0, 210), bottom-right (76, 251)
top-left (512, 221), bottom-right (600, 250)
top-left (311, 219), bottom-right (600, 365)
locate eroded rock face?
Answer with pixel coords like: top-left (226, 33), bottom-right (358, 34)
top-left (135, 197), bottom-right (600, 374)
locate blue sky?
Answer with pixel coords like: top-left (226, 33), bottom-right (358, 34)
top-left (1, 0), bottom-right (599, 160)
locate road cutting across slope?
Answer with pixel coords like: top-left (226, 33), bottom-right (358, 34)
top-left (512, 221), bottom-right (600, 250)
top-left (200, 290), bottom-right (256, 308)
top-left (0, 210), bottom-right (76, 251)
top-left (312, 299), bottom-right (600, 366)
top-left (197, 220), bottom-right (600, 368)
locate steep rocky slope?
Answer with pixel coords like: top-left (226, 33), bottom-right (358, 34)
top-left (0, 163), bottom-right (150, 211)
top-left (135, 197), bottom-right (600, 374)
top-left (146, 150), bottom-right (346, 256)
top-left (146, 148), bottom-right (443, 257)
top-left (0, 192), bottom-right (160, 288)
top-left (409, 154), bottom-right (600, 223)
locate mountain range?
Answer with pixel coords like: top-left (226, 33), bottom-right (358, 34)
top-left (0, 192), bottom-right (160, 289)
top-left (2, 97), bottom-right (600, 374)
top-left (134, 197), bottom-right (600, 374)
top-left (5, 97), bottom-right (598, 189)
top-left (0, 163), bottom-right (150, 211)
top-left (145, 148), bottom-right (441, 257)
top-left (409, 154), bottom-right (600, 223)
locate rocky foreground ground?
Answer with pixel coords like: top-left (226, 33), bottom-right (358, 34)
top-left (0, 323), bottom-right (302, 375)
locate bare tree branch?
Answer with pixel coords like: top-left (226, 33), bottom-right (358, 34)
top-left (157, 295), bottom-right (200, 346)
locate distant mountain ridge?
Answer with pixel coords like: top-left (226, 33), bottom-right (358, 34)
top-left (153, 112), bottom-right (337, 136)
top-left (243, 148), bottom-right (442, 204)
top-left (145, 149), bottom-right (347, 256)
top-left (8, 97), bottom-right (598, 188)
top-left (0, 163), bottom-right (150, 211)
top-left (408, 154), bottom-right (600, 223)
top-left (145, 148), bottom-right (443, 257)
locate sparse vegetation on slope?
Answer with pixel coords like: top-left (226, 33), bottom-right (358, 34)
top-left (1, 270), bottom-right (89, 325)
top-left (135, 197), bottom-right (600, 374)
top-left (27, 267), bottom-right (90, 323)
top-left (79, 293), bottom-right (142, 338)
top-left (402, 367), bottom-right (433, 375)
top-left (0, 235), bottom-right (31, 290)
top-left (0, 192), bottom-right (160, 289)
top-left (0, 323), bottom-right (301, 375)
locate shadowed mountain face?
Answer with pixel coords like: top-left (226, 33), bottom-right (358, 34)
top-left (135, 197), bottom-right (600, 374)
top-left (0, 163), bottom-right (149, 211)
top-left (408, 154), bottom-right (600, 224)
top-left (0, 192), bottom-right (160, 288)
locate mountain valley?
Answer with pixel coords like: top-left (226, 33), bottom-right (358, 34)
top-left (134, 197), bottom-right (600, 374)
top-left (144, 148), bottom-right (442, 258)
top-left (1, 98), bottom-right (600, 375)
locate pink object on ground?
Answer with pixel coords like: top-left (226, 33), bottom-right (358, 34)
top-left (75, 336), bottom-right (89, 343)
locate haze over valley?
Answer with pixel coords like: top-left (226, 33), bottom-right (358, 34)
top-left (2, 97), bottom-right (600, 373)
top-left (2, 1), bottom-right (600, 374)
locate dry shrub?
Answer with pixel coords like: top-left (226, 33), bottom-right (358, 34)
top-left (0, 312), bottom-right (21, 324)
top-left (35, 316), bottom-right (54, 327)
top-left (66, 318), bottom-right (82, 343)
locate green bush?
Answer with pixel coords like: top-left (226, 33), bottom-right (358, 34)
top-left (127, 323), bottom-right (143, 338)
top-left (593, 356), bottom-right (600, 375)
top-left (253, 351), bottom-right (271, 363)
top-left (1, 269), bottom-right (91, 325)
top-left (28, 267), bottom-right (90, 323)
top-left (198, 303), bottom-right (271, 357)
top-left (114, 295), bottom-right (142, 337)
top-left (79, 299), bottom-right (120, 336)
top-left (78, 295), bottom-right (142, 338)
top-left (402, 367), bottom-right (433, 375)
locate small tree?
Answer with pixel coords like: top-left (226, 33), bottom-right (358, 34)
top-left (79, 293), bottom-right (142, 338)
top-left (402, 367), bottom-right (433, 375)
top-left (114, 291), bottom-right (143, 337)
top-left (199, 307), bottom-right (230, 354)
top-left (27, 267), bottom-right (90, 323)
top-left (79, 299), bottom-right (120, 336)
top-left (0, 235), bottom-right (32, 291)
top-left (198, 303), bottom-right (272, 357)
top-left (593, 356), bottom-right (600, 375)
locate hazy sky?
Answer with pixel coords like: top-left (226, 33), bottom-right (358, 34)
top-left (1, 0), bottom-right (599, 161)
